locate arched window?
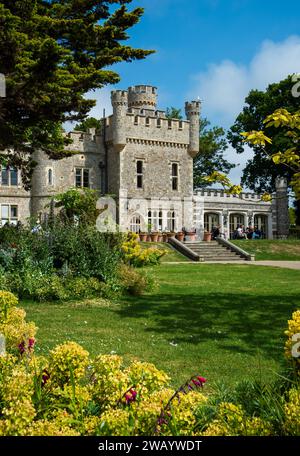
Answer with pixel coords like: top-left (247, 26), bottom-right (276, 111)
top-left (130, 215), bottom-right (141, 233)
top-left (167, 210), bottom-right (176, 232)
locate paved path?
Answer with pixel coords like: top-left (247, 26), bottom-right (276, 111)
top-left (248, 261), bottom-right (300, 270)
top-left (163, 261), bottom-right (300, 270)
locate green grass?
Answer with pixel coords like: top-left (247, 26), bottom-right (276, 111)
top-left (231, 239), bottom-right (300, 260)
top-left (22, 263), bottom-right (300, 388)
top-left (141, 241), bottom-right (189, 262)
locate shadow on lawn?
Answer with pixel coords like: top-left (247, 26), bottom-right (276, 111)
top-left (116, 292), bottom-right (299, 361)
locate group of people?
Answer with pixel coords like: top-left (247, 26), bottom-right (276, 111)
top-left (210, 224), bottom-right (263, 240)
top-left (232, 225), bottom-right (262, 240)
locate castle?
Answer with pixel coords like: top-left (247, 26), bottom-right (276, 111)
top-left (0, 85), bottom-right (289, 239)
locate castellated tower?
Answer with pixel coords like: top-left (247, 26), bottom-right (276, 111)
top-left (185, 100), bottom-right (201, 157)
top-left (30, 150), bottom-right (56, 217)
top-left (275, 177), bottom-right (289, 238)
top-left (111, 90), bottom-right (128, 152)
top-left (127, 85), bottom-right (157, 111)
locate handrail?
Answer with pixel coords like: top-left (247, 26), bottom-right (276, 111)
top-left (168, 237), bottom-right (202, 261)
top-left (216, 237), bottom-right (255, 261)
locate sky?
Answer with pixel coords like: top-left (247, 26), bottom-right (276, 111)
top-left (69, 0), bottom-right (300, 184)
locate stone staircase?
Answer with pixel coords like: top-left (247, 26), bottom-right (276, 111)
top-left (184, 240), bottom-right (246, 262)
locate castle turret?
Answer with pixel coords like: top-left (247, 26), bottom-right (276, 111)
top-left (30, 150), bottom-right (55, 218)
top-left (275, 177), bottom-right (289, 238)
top-left (128, 85), bottom-right (157, 111)
top-left (185, 100), bottom-right (201, 158)
top-left (111, 90), bottom-right (128, 152)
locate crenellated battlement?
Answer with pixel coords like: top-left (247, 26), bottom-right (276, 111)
top-left (128, 85), bottom-right (157, 110)
top-left (195, 188), bottom-right (271, 203)
top-left (111, 90), bottom-right (128, 106)
top-left (127, 112), bottom-right (188, 130)
top-left (63, 129), bottom-right (103, 153)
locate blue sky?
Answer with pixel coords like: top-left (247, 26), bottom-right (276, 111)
top-left (72, 0), bottom-right (300, 184)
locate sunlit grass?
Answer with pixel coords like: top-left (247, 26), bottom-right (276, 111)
top-left (22, 263), bottom-right (300, 387)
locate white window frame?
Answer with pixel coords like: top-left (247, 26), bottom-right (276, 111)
top-left (75, 168), bottom-right (90, 188)
top-left (0, 167), bottom-right (19, 187)
top-left (1, 204), bottom-right (18, 226)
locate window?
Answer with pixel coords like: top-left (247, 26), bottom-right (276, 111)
top-left (171, 163), bottom-right (178, 191)
top-left (147, 210), bottom-right (161, 231)
top-left (1, 169), bottom-right (8, 186)
top-left (48, 169), bottom-right (53, 186)
top-left (1, 167), bottom-right (18, 186)
top-left (158, 211), bottom-right (163, 231)
top-left (204, 213), bottom-right (220, 232)
top-left (145, 117), bottom-right (150, 126)
top-left (75, 168), bottom-right (90, 188)
top-left (136, 160), bottom-right (143, 189)
top-left (130, 215), bottom-right (141, 233)
top-left (83, 169), bottom-right (89, 188)
top-left (134, 115), bottom-right (139, 125)
top-left (168, 120), bottom-right (172, 130)
top-left (157, 118), bottom-right (161, 127)
top-left (167, 211), bottom-right (176, 232)
top-left (1, 204), bottom-right (18, 226)
top-left (1, 205), bottom-right (9, 225)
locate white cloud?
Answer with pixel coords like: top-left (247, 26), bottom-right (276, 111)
top-left (190, 35), bottom-right (300, 126)
top-left (189, 36), bottom-right (300, 184)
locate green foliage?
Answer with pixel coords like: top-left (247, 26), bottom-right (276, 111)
top-left (118, 264), bottom-right (157, 296)
top-left (194, 118), bottom-right (235, 188)
top-left (0, 1), bottom-right (153, 184)
top-left (165, 107), bottom-right (183, 120)
top-left (228, 75), bottom-right (299, 193)
top-left (55, 188), bottom-right (101, 225)
top-left (74, 118), bottom-right (102, 132)
top-left (121, 232), bottom-right (167, 267)
top-left (1, 291), bottom-right (300, 436)
top-left (289, 207), bottom-right (296, 226)
top-left (0, 222), bottom-right (123, 301)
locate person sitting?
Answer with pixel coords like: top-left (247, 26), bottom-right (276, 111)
top-left (211, 225), bottom-right (220, 240)
top-left (246, 226), bottom-right (254, 239)
top-left (253, 226), bottom-right (262, 240)
top-left (236, 225), bottom-right (247, 239)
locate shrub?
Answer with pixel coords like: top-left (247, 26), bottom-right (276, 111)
top-left (284, 387), bottom-right (300, 435)
top-left (121, 232), bottom-right (167, 267)
top-left (1, 291), bottom-right (299, 437)
top-left (49, 342), bottom-right (89, 387)
top-left (118, 264), bottom-right (157, 296)
top-left (0, 291), bottom-right (37, 355)
top-left (0, 291), bottom-right (207, 436)
top-left (285, 309), bottom-right (300, 373)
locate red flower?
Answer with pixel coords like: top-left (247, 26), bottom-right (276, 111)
top-left (124, 388), bottom-right (138, 405)
top-left (28, 338), bottom-right (35, 350)
top-left (18, 341), bottom-right (25, 354)
top-left (197, 376), bottom-right (207, 384)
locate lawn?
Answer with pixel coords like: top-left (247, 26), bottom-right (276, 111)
top-left (22, 263), bottom-right (300, 389)
top-left (141, 241), bottom-right (189, 262)
top-left (232, 239), bottom-right (300, 260)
